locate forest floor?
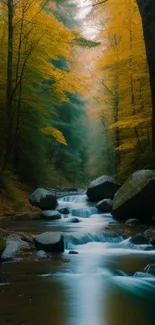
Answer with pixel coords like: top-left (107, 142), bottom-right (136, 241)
top-left (0, 173), bottom-right (40, 219)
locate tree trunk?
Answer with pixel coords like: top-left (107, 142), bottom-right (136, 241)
top-left (136, 0), bottom-right (155, 150)
top-left (0, 0), bottom-right (13, 176)
top-left (7, 0), bottom-right (13, 148)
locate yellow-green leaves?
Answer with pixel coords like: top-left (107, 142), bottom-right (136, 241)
top-left (41, 126), bottom-right (67, 146)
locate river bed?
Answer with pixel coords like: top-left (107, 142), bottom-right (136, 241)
top-left (0, 194), bottom-right (155, 325)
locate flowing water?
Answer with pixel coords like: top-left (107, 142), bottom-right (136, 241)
top-left (1, 194), bottom-right (155, 325)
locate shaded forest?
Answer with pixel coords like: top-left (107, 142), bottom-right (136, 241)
top-left (0, 0), bottom-right (155, 189)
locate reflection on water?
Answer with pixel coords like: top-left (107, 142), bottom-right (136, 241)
top-left (1, 260), bottom-right (155, 325)
top-left (1, 194), bottom-right (155, 325)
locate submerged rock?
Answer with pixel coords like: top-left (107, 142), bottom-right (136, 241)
top-left (144, 264), bottom-right (155, 275)
top-left (96, 199), bottom-right (112, 212)
top-left (112, 170), bottom-right (155, 222)
top-left (125, 218), bottom-right (141, 227)
top-left (69, 251), bottom-right (78, 255)
top-left (41, 211), bottom-right (61, 220)
top-left (29, 188), bottom-right (57, 211)
top-left (86, 175), bottom-right (121, 202)
top-left (34, 232), bottom-right (64, 253)
top-left (57, 208), bottom-right (69, 215)
top-left (134, 272), bottom-right (155, 277)
top-left (130, 233), bottom-right (149, 245)
top-left (69, 218), bottom-right (81, 223)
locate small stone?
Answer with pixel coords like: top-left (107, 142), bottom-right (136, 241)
top-left (69, 218), bottom-right (81, 223)
top-left (69, 251), bottom-right (78, 255)
top-left (41, 211), bottom-right (61, 220)
top-left (36, 250), bottom-right (48, 258)
top-left (57, 208), bottom-right (69, 215)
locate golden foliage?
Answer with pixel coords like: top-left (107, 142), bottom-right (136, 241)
top-left (0, 0), bottom-right (86, 145)
top-left (94, 0), bottom-right (152, 178)
top-left (41, 126), bottom-right (68, 146)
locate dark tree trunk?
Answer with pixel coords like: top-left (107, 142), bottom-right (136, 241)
top-left (7, 0), bottom-right (13, 149)
top-left (136, 0), bottom-right (155, 150)
top-left (0, 0), bottom-right (13, 176)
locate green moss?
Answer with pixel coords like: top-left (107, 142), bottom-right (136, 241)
top-left (0, 236), bottom-right (6, 253)
top-left (113, 170), bottom-right (155, 209)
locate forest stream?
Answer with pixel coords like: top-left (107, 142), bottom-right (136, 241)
top-left (0, 194), bottom-right (155, 325)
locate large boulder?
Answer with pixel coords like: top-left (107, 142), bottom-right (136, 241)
top-left (96, 199), bottom-right (112, 213)
top-left (29, 188), bottom-right (57, 211)
top-left (86, 176), bottom-right (121, 202)
top-left (41, 211), bottom-right (61, 220)
top-left (112, 170), bottom-right (155, 222)
top-left (34, 232), bottom-right (64, 252)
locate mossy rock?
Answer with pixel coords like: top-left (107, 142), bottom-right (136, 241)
top-left (0, 235), bottom-right (6, 257)
top-left (112, 170), bottom-right (155, 222)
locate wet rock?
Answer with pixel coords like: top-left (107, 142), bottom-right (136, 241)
top-left (57, 208), bottom-right (69, 215)
top-left (41, 210), bottom-right (61, 220)
top-left (69, 251), bottom-right (78, 255)
top-left (36, 250), bottom-right (48, 258)
top-left (143, 229), bottom-right (155, 246)
top-left (20, 234), bottom-right (33, 244)
top-left (1, 235), bottom-right (29, 260)
top-left (60, 187), bottom-right (78, 192)
top-left (143, 246), bottom-right (155, 251)
top-left (125, 218), bottom-right (141, 227)
top-left (29, 188), bottom-right (57, 211)
top-left (150, 237), bottom-right (155, 246)
top-left (112, 170), bottom-right (155, 222)
top-left (96, 199), bottom-right (112, 213)
top-left (86, 175), bottom-right (121, 202)
top-left (144, 264), bottom-right (155, 275)
top-left (69, 218), bottom-right (81, 223)
top-left (34, 232), bottom-right (64, 253)
top-left (134, 272), bottom-right (155, 277)
top-left (130, 233), bottom-right (149, 245)
top-left (144, 228), bottom-right (155, 239)
top-left (0, 235), bottom-right (6, 258)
